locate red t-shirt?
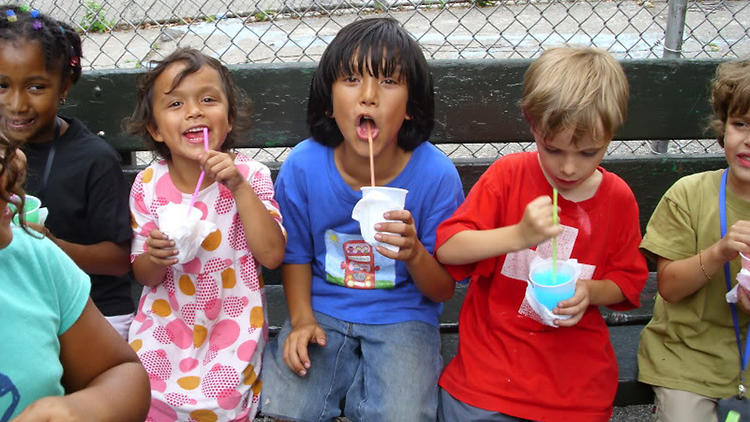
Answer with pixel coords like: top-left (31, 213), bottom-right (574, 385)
top-left (436, 152), bottom-right (648, 422)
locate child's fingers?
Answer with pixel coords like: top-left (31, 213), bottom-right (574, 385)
top-left (282, 335), bottom-right (306, 375)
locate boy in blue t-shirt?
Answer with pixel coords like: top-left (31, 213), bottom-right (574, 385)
top-left (261, 18), bottom-right (464, 421)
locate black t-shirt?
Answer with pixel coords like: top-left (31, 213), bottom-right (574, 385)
top-left (23, 116), bottom-right (135, 316)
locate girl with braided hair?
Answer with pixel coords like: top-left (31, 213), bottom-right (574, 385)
top-left (0, 4), bottom-right (136, 339)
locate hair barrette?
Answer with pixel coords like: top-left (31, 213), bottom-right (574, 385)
top-left (19, 5), bottom-right (29, 13)
top-left (59, 25), bottom-right (65, 35)
top-left (31, 10), bottom-right (41, 30)
top-left (6, 10), bottom-right (17, 22)
top-left (69, 55), bottom-right (80, 67)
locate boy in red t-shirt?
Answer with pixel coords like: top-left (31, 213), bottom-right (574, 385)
top-left (434, 46), bottom-right (649, 422)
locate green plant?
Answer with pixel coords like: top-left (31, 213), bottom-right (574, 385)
top-left (254, 10), bottom-right (273, 22)
top-left (80, 1), bottom-right (114, 33)
top-left (472, 0), bottom-right (494, 7)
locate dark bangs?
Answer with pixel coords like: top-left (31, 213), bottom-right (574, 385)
top-left (308, 18), bottom-right (434, 150)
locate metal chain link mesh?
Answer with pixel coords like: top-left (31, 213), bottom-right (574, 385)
top-left (30, 0), bottom-right (747, 162)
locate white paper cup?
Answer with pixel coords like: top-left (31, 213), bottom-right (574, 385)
top-left (351, 186), bottom-right (408, 252)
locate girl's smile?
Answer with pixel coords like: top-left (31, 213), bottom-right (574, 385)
top-left (146, 61), bottom-right (232, 166)
top-left (0, 40), bottom-right (70, 145)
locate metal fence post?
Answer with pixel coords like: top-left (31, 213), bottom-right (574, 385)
top-left (652, 0), bottom-right (690, 154)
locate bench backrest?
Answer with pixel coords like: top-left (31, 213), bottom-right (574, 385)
top-left (67, 58), bottom-right (727, 233)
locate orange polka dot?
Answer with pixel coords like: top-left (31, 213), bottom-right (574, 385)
top-left (179, 275), bottom-right (195, 295)
top-left (222, 268), bottom-right (236, 289)
top-left (258, 272), bottom-right (265, 288)
top-left (242, 364), bottom-right (257, 386)
top-left (252, 378), bottom-right (262, 395)
top-left (194, 325), bottom-right (207, 348)
top-left (250, 306), bottom-right (264, 329)
top-left (201, 230), bottom-right (221, 251)
top-left (130, 212), bottom-right (137, 229)
top-left (151, 299), bottom-right (171, 317)
top-left (189, 409), bottom-right (217, 422)
top-left (130, 339), bottom-right (142, 352)
top-left (141, 167), bottom-right (154, 184)
top-left (177, 376), bottom-right (201, 390)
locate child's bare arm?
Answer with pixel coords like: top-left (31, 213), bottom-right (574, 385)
top-left (553, 279), bottom-right (625, 327)
top-left (14, 299), bottom-right (150, 422)
top-left (25, 226), bottom-right (131, 276)
top-left (375, 209), bottom-right (455, 302)
top-left (436, 195), bottom-right (563, 265)
top-left (281, 263), bottom-right (327, 377)
top-left (132, 229), bottom-right (176, 287)
top-left (657, 220), bottom-right (750, 303)
top-left (201, 151), bottom-right (286, 269)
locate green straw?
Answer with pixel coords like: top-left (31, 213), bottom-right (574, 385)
top-left (552, 188), bottom-right (558, 283)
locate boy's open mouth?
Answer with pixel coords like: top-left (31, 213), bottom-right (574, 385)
top-left (356, 115), bottom-right (378, 141)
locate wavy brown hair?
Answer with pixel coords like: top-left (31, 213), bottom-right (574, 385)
top-left (710, 60), bottom-right (750, 147)
top-left (123, 48), bottom-right (252, 160)
top-left (0, 135), bottom-right (27, 229)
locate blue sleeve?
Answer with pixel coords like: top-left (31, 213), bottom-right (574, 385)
top-left (419, 164), bottom-right (464, 254)
top-left (275, 149), bottom-right (314, 264)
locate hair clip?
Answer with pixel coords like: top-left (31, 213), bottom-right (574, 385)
top-left (69, 55), bottom-right (80, 67)
top-left (6, 10), bottom-right (17, 22)
top-left (19, 5), bottom-right (29, 12)
top-left (59, 25), bottom-right (65, 35)
top-left (31, 10), bottom-right (41, 30)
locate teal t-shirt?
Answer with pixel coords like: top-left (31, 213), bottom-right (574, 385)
top-left (0, 227), bottom-right (90, 420)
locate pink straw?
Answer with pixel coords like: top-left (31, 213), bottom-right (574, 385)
top-left (367, 125), bottom-right (375, 187)
top-left (187, 128), bottom-right (209, 216)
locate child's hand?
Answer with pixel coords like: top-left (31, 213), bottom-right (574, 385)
top-left (552, 279), bottom-right (591, 327)
top-left (145, 229), bottom-right (178, 266)
top-left (519, 196), bottom-right (564, 249)
top-left (283, 320), bottom-right (327, 377)
top-left (11, 395), bottom-right (82, 421)
top-left (200, 150), bottom-right (246, 192)
top-left (373, 209), bottom-right (421, 262)
top-left (715, 220), bottom-right (750, 262)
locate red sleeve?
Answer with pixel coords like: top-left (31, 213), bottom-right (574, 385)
top-left (436, 161), bottom-right (505, 282)
top-left (600, 177), bottom-right (648, 311)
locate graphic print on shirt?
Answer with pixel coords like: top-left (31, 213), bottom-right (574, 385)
top-left (0, 373), bottom-right (19, 422)
top-left (324, 229), bottom-right (396, 289)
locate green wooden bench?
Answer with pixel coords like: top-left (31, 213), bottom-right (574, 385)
top-left (65, 58), bottom-right (726, 408)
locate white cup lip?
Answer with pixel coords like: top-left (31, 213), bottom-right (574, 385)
top-left (740, 252), bottom-right (750, 260)
top-left (360, 186), bottom-right (408, 194)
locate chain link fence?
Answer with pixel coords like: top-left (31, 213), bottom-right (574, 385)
top-left (33, 0), bottom-right (750, 161)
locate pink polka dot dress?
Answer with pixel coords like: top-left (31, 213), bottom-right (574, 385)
top-left (128, 153), bottom-right (283, 421)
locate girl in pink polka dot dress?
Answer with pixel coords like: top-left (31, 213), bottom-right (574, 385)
top-left (123, 48), bottom-right (286, 421)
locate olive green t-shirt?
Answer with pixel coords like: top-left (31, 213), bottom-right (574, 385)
top-left (638, 169), bottom-right (750, 398)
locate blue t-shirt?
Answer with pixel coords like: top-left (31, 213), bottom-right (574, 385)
top-left (275, 139), bottom-right (464, 327)
top-left (0, 227), bottom-right (90, 420)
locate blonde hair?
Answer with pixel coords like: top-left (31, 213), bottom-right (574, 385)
top-left (521, 46), bottom-right (629, 146)
top-left (710, 59), bottom-right (750, 147)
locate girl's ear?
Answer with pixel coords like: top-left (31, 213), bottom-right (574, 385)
top-left (59, 74), bottom-right (74, 105)
top-left (146, 123), bottom-right (164, 143)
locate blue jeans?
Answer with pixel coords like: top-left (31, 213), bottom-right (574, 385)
top-left (438, 388), bottom-right (537, 422)
top-left (261, 311), bottom-right (442, 422)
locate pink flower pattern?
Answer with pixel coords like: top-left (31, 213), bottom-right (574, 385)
top-left (129, 153), bottom-right (282, 420)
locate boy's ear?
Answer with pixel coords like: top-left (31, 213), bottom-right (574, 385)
top-left (146, 123), bottom-right (164, 143)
